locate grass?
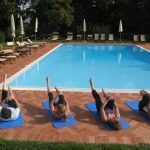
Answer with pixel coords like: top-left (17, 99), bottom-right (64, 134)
top-left (0, 139), bottom-right (150, 150)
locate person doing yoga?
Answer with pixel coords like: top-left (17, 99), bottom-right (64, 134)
top-left (89, 78), bottom-right (121, 130)
top-left (46, 77), bottom-right (70, 121)
top-left (138, 90), bottom-right (150, 118)
top-left (0, 74), bottom-right (20, 121)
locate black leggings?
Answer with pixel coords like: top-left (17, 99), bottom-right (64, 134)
top-left (1, 89), bottom-right (8, 101)
top-left (48, 92), bottom-right (66, 106)
top-left (1, 90), bottom-right (17, 108)
top-left (138, 93), bottom-right (150, 111)
top-left (92, 89), bottom-right (115, 113)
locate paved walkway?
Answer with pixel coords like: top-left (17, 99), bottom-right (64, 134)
top-left (0, 42), bottom-right (150, 144)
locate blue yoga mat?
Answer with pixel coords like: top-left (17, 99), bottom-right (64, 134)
top-left (42, 101), bottom-right (77, 128)
top-left (125, 100), bottom-right (150, 121)
top-left (85, 102), bottom-right (131, 130)
top-left (0, 112), bottom-right (24, 129)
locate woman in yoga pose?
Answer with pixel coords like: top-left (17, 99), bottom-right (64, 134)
top-left (89, 78), bottom-right (121, 130)
top-left (46, 77), bottom-right (70, 121)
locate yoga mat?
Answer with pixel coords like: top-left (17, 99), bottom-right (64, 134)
top-left (125, 100), bottom-right (150, 121)
top-left (0, 112), bottom-right (24, 129)
top-left (42, 101), bottom-right (77, 128)
top-left (85, 102), bottom-right (131, 130)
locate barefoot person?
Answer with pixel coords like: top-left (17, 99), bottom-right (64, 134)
top-left (0, 74), bottom-right (20, 121)
top-left (89, 78), bottom-right (121, 130)
top-left (138, 90), bottom-right (150, 118)
top-left (46, 77), bottom-right (70, 121)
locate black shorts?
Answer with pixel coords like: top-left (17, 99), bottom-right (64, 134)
top-left (139, 93), bottom-right (150, 111)
top-left (105, 99), bottom-right (115, 110)
top-left (48, 92), bottom-right (66, 106)
top-left (48, 92), bottom-right (53, 102)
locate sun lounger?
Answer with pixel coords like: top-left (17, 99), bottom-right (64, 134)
top-left (27, 39), bottom-right (45, 46)
top-left (65, 32), bottom-right (73, 41)
top-left (100, 34), bottom-right (106, 41)
top-left (87, 34), bottom-right (93, 41)
top-left (15, 42), bottom-right (31, 56)
top-left (0, 49), bottom-right (14, 55)
top-left (0, 58), bottom-right (6, 63)
top-left (51, 32), bottom-right (59, 41)
top-left (7, 41), bottom-right (15, 46)
top-left (16, 41), bottom-right (27, 47)
top-left (140, 35), bottom-right (146, 42)
top-left (0, 49), bottom-right (20, 57)
top-left (108, 34), bottom-right (114, 41)
top-left (0, 55), bottom-right (17, 63)
top-left (94, 33), bottom-right (99, 41)
top-left (133, 35), bottom-right (139, 42)
top-left (76, 34), bottom-right (82, 40)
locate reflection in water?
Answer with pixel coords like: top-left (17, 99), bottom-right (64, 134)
top-left (23, 72), bottom-right (26, 81)
top-left (108, 46), bottom-right (113, 51)
top-left (36, 62), bottom-right (39, 72)
top-left (83, 50), bottom-right (86, 64)
top-left (118, 53), bottom-right (122, 64)
top-left (83, 44), bottom-right (86, 64)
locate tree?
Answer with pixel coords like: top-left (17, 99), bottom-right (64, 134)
top-left (32, 0), bottom-right (73, 37)
top-left (0, 0), bottom-right (16, 39)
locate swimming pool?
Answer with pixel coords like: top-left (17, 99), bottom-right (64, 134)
top-left (4, 44), bottom-right (150, 91)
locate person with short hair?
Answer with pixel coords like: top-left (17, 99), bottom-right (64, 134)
top-left (89, 78), bottom-right (121, 130)
top-left (138, 90), bottom-right (150, 118)
top-left (46, 77), bottom-right (70, 121)
top-left (0, 74), bottom-right (20, 121)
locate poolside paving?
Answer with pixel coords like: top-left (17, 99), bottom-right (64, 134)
top-left (0, 42), bottom-right (150, 144)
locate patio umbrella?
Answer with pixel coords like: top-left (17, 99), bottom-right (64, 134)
top-left (20, 16), bottom-right (24, 42)
top-left (11, 14), bottom-right (16, 42)
top-left (119, 19), bottom-right (123, 41)
top-left (34, 17), bottom-right (38, 40)
top-left (83, 18), bottom-right (86, 41)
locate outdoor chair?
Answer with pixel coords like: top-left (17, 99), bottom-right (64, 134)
top-left (76, 34), bottom-right (82, 40)
top-left (51, 32), bottom-right (59, 41)
top-left (100, 34), bottom-right (106, 41)
top-left (27, 38), bottom-right (46, 47)
top-left (0, 49), bottom-right (19, 56)
top-left (0, 54), bottom-right (17, 63)
top-left (87, 34), bottom-right (93, 41)
top-left (16, 41), bottom-right (31, 56)
top-left (7, 41), bottom-right (15, 46)
top-left (108, 34), bottom-right (114, 41)
top-left (0, 58), bottom-right (6, 64)
top-left (133, 35), bottom-right (139, 42)
top-left (65, 32), bottom-right (73, 42)
top-left (140, 35), bottom-right (146, 42)
top-left (94, 33), bottom-right (99, 41)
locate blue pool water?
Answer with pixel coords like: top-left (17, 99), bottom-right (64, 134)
top-left (7, 44), bottom-right (150, 90)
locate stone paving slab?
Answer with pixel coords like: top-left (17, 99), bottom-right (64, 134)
top-left (0, 42), bottom-right (150, 144)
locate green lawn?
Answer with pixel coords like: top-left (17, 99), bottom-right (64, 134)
top-left (0, 139), bottom-right (150, 150)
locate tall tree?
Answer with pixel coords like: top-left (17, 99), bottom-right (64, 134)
top-left (32, 0), bottom-right (73, 37)
top-left (0, 0), bottom-right (17, 40)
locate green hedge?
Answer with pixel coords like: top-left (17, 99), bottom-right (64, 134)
top-left (0, 139), bottom-right (150, 150)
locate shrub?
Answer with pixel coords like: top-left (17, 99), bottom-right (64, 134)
top-left (0, 31), bottom-right (5, 43)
